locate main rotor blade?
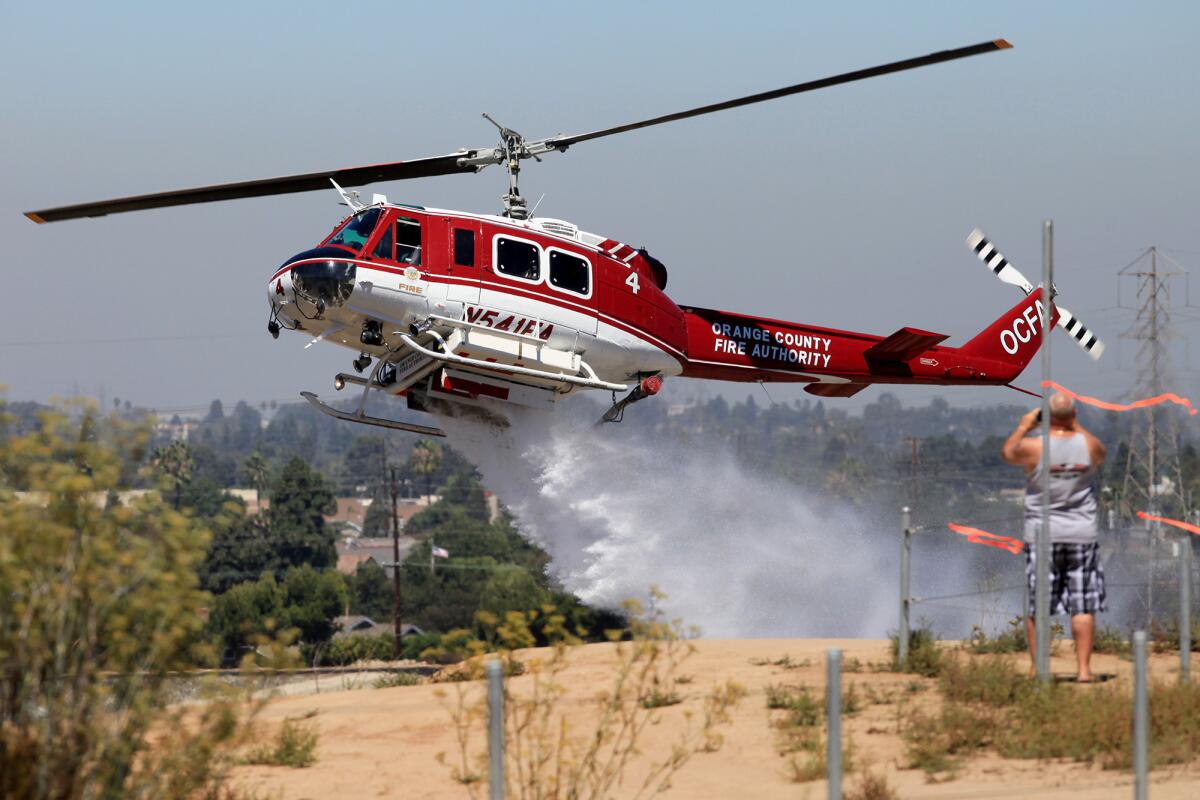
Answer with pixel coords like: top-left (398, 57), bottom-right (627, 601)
top-left (25, 152), bottom-right (476, 223)
top-left (543, 39), bottom-right (1012, 149)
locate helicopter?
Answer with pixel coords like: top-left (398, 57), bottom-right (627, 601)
top-left (24, 39), bottom-right (1104, 437)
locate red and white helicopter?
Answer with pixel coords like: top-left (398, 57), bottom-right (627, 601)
top-left (25, 39), bottom-right (1103, 437)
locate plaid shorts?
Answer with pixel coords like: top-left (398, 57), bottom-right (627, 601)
top-left (1024, 542), bottom-right (1107, 616)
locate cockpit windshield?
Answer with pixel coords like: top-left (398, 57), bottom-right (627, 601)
top-left (327, 208), bottom-right (382, 252)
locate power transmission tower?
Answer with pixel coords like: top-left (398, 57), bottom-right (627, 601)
top-left (1118, 247), bottom-right (1190, 519)
top-left (1117, 247), bottom-right (1193, 624)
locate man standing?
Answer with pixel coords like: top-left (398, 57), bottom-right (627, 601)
top-left (1002, 392), bottom-right (1107, 681)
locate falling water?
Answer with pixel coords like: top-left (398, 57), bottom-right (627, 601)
top-left (433, 397), bottom-right (909, 638)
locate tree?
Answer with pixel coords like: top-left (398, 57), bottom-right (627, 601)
top-left (0, 408), bottom-right (262, 798)
top-left (478, 566), bottom-right (549, 624)
top-left (150, 439), bottom-right (194, 510)
top-left (241, 450), bottom-right (271, 506)
top-left (264, 456), bottom-right (338, 574)
top-left (347, 559), bottom-right (393, 620)
top-left (361, 493), bottom-right (392, 537)
top-left (199, 512), bottom-right (271, 595)
top-left (205, 398), bottom-right (225, 423)
top-left (280, 564), bottom-right (348, 645)
top-left (206, 567), bottom-right (347, 666)
top-left (408, 438), bottom-right (443, 498)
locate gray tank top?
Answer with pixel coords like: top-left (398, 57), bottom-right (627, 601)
top-left (1024, 432), bottom-right (1098, 544)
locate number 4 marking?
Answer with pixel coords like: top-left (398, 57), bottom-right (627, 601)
top-left (625, 271), bottom-right (640, 295)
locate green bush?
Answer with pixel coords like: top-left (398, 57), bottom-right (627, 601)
top-left (244, 717), bottom-right (319, 768)
top-left (403, 631), bottom-right (445, 660)
top-left (0, 407), bottom-right (271, 798)
top-left (310, 633), bottom-right (396, 666)
top-left (890, 626), bottom-right (943, 677)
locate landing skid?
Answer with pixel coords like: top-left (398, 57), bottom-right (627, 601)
top-left (300, 391), bottom-right (446, 437)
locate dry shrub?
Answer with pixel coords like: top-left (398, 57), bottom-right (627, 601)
top-left (890, 626), bottom-right (943, 677)
top-left (997, 680), bottom-right (1200, 769)
top-left (0, 406), bottom-right (278, 799)
top-left (846, 768), bottom-right (900, 800)
top-left (938, 654), bottom-right (1030, 707)
top-left (436, 589), bottom-right (745, 798)
top-left (243, 716), bottom-right (319, 768)
top-left (901, 701), bottom-right (991, 779)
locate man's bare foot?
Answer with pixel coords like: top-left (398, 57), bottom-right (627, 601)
top-left (1077, 673), bottom-right (1094, 683)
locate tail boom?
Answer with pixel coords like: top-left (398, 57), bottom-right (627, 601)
top-left (677, 290), bottom-right (1050, 391)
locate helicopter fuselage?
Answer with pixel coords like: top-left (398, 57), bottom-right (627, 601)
top-left (269, 202), bottom-right (1049, 413)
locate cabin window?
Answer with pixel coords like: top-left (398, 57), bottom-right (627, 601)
top-left (453, 228), bottom-right (475, 267)
top-left (496, 237), bottom-right (540, 281)
top-left (395, 216), bottom-right (422, 265)
top-left (328, 208), bottom-right (381, 252)
top-left (371, 224), bottom-right (394, 260)
top-left (548, 250), bottom-right (590, 296)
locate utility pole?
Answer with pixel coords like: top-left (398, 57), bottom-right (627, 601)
top-left (390, 466), bottom-right (403, 660)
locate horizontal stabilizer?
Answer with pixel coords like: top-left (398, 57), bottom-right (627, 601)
top-left (863, 327), bottom-right (948, 362)
top-left (805, 382), bottom-right (869, 398)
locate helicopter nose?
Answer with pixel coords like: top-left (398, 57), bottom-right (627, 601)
top-left (277, 247), bottom-right (357, 309)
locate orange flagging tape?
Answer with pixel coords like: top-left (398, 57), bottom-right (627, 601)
top-left (1136, 511), bottom-right (1200, 537)
top-left (1042, 380), bottom-right (1198, 416)
top-left (946, 523), bottom-right (1024, 555)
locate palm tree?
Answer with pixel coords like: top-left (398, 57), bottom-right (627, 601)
top-left (407, 439), bottom-right (443, 501)
top-left (150, 440), bottom-right (194, 510)
top-left (241, 451), bottom-right (271, 508)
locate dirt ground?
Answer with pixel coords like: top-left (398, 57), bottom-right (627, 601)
top-left (232, 639), bottom-right (1200, 799)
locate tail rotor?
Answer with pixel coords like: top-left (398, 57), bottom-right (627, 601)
top-left (965, 228), bottom-right (1105, 360)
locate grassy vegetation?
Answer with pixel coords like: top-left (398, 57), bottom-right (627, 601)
top-left (640, 686), bottom-right (684, 709)
top-left (373, 671), bottom-right (424, 688)
top-left (244, 717), bottom-right (320, 768)
top-left (889, 626), bottom-right (944, 677)
top-left (749, 654), bottom-right (813, 669)
top-left (897, 651), bottom-right (1200, 780)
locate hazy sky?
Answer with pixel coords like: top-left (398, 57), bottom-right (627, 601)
top-left (3, 2), bottom-right (1198, 416)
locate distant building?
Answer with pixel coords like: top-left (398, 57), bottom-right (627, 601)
top-left (336, 536), bottom-right (419, 575)
top-left (332, 615), bottom-right (424, 640)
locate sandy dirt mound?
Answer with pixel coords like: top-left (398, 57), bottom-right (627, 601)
top-left (232, 639), bottom-right (1200, 799)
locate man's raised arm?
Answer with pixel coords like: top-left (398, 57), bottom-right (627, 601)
top-left (1002, 409), bottom-right (1042, 468)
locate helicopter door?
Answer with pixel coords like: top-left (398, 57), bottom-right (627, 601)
top-left (445, 219), bottom-right (481, 304)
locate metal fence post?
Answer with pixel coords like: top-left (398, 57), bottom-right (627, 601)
top-left (487, 658), bottom-right (505, 800)
top-left (1182, 535), bottom-right (1193, 683)
top-left (1133, 630), bottom-right (1148, 800)
top-left (899, 506), bottom-right (912, 668)
top-left (826, 648), bottom-right (842, 800)
top-left (1036, 219), bottom-right (1053, 683)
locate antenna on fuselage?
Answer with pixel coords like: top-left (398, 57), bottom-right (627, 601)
top-left (330, 179), bottom-right (363, 212)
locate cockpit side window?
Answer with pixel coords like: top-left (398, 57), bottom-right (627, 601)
top-left (396, 216), bottom-right (422, 265)
top-left (371, 224), bottom-right (394, 260)
top-left (327, 208), bottom-right (382, 252)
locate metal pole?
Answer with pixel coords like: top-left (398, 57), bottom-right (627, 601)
top-left (826, 648), bottom-right (842, 800)
top-left (899, 507), bottom-right (912, 668)
top-left (1133, 630), bottom-right (1148, 800)
top-left (487, 658), bottom-right (505, 800)
top-left (1037, 220), bottom-right (1053, 682)
top-left (1182, 535), bottom-right (1192, 683)
top-left (390, 466), bottom-right (403, 660)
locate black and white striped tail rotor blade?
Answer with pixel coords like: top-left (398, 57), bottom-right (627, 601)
top-left (966, 228), bottom-right (1034, 295)
top-left (1054, 304), bottom-right (1105, 361)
